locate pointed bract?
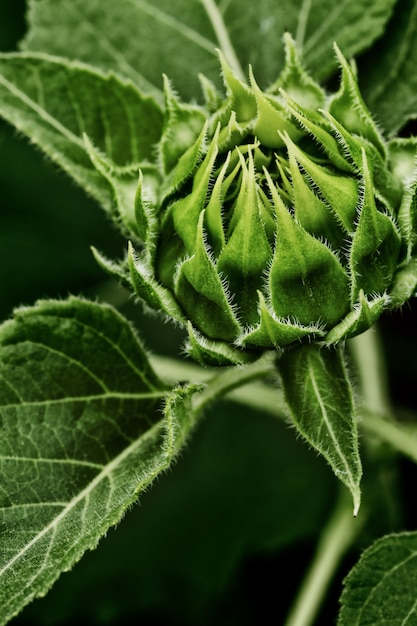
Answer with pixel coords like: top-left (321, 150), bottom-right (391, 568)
top-left (90, 34), bottom-right (415, 362)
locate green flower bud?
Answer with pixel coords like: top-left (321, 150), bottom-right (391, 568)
top-left (107, 34), bottom-right (417, 365)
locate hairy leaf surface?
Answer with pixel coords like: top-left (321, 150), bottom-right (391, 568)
top-left (0, 53), bottom-right (163, 230)
top-left (0, 298), bottom-right (194, 625)
top-left (278, 343), bottom-right (362, 514)
top-left (338, 532), bottom-right (417, 625)
top-left (21, 0), bottom-right (396, 98)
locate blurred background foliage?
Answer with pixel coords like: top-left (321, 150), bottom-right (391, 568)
top-left (1, 2), bottom-right (417, 625)
top-left (0, 1), bottom-right (123, 321)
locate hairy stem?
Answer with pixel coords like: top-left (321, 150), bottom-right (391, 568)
top-left (191, 351), bottom-right (278, 414)
top-left (284, 492), bottom-right (361, 626)
top-left (152, 348), bottom-right (417, 464)
top-left (151, 351), bottom-right (286, 415)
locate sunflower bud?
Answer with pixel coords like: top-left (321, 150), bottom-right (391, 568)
top-left (106, 34), bottom-right (417, 365)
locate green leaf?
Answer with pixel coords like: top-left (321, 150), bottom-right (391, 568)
top-left (0, 297), bottom-right (196, 625)
top-left (300, 0), bottom-right (397, 80)
top-left (21, 0), bottom-right (396, 98)
top-left (0, 53), bottom-right (163, 228)
top-left (16, 400), bottom-right (337, 625)
top-left (360, 0), bottom-right (417, 135)
top-left (338, 531), bottom-right (417, 625)
top-left (277, 343), bottom-right (362, 515)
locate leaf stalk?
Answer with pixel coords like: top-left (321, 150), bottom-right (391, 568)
top-left (284, 491), bottom-right (362, 626)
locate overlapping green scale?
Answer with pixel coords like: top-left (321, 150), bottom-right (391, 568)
top-left (122, 33), bottom-right (416, 365)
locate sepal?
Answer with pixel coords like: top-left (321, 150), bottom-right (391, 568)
top-left (249, 69), bottom-right (303, 149)
top-left (159, 75), bottom-right (206, 174)
top-left (388, 257), bottom-right (417, 307)
top-left (286, 138), bottom-right (347, 248)
top-left (128, 243), bottom-right (185, 323)
top-left (134, 170), bottom-right (160, 259)
top-left (389, 137), bottom-right (417, 259)
top-left (186, 322), bottom-right (256, 366)
top-left (169, 125), bottom-right (220, 254)
top-left (269, 32), bottom-right (326, 111)
top-left (330, 43), bottom-right (386, 158)
top-left (174, 213), bottom-right (241, 342)
top-left (320, 110), bottom-right (401, 210)
top-left (237, 291), bottom-right (325, 348)
top-left (198, 73), bottom-right (224, 113)
top-left (160, 121), bottom-right (208, 202)
top-left (324, 290), bottom-right (390, 343)
top-left (83, 134), bottom-right (141, 238)
top-left (91, 246), bottom-right (132, 291)
top-left (349, 150), bottom-right (401, 301)
top-left (279, 89), bottom-right (354, 173)
top-left (218, 50), bottom-right (256, 124)
top-left (265, 169), bottom-right (351, 327)
top-left (217, 148), bottom-right (272, 323)
top-left (281, 131), bottom-right (358, 233)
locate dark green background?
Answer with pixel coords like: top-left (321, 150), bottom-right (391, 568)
top-left (1, 3), bottom-right (416, 625)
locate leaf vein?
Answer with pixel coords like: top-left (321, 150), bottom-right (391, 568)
top-left (199, 0), bottom-right (244, 79)
top-left (0, 418), bottom-right (165, 580)
top-left (0, 72), bottom-right (84, 149)
top-left (65, 72), bottom-right (88, 138)
top-left (0, 456), bottom-right (104, 469)
top-left (126, 0), bottom-right (216, 54)
top-left (62, 2), bottom-right (161, 97)
top-left (0, 502), bottom-right (67, 512)
top-left (295, 0), bottom-right (312, 49)
top-left (65, 314), bottom-right (161, 391)
top-left (303, 0), bottom-right (355, 53)
top-left (0, 370), bottom-right (25, 404)
top-left (358, 549), bottom-right (417, 620)
top-left (0, 390), bottom-right (167, 410)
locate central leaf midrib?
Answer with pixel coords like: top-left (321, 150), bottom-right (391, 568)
top-left (307, 358), bottom-right (354, 483)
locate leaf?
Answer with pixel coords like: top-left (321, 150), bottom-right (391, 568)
top-left (0, 53), bottom-right (163, 230)
top-left (359, 0), bottom-right (417, 135)
top-left (300, 0), bottom-right (397, 80)
top-left (338, 531), bottom-right (417, 625)
top-left (0, 297), bottom-right (196, 625)
top-left (0, 119), bottom-right (126, 322)
top-left (277, 343), bottom-right (362, 515)
top-left (19, 400), bottom-right (338, 625)
top-left (21, 0), bottom-right (396, 98)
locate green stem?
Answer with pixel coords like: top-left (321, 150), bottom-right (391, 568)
top-left (284, 492), bottom-right (361, 626)
top-left (348, 326), bottom-right (391, 417)
top-left (191, 351), bottom-right (278, 414)
top-left (150, 354), bottom-right (217, 385)
top-left (152, 350), bottom-right (417, 464)
top-left (152, 351), bottom-right (287, 416)
top-left (347, 326), bottom-right (417, 462)
top-left (361, 410), bottom-right (417, 463)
